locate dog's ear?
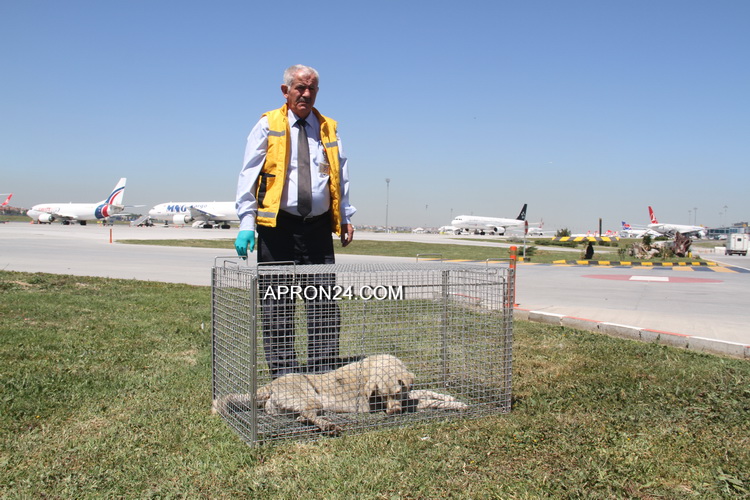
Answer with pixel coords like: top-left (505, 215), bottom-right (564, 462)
top-left (364, 379), bottom-right (379, 398)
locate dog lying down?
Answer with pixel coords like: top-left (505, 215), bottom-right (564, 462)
top-left (213, 354), bottom-right (468, 434)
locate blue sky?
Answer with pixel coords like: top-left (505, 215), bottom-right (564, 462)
top-left (2, 0), bottom-right (748, 233)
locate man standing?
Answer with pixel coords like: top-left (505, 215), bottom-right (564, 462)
top-left (235, 64), bottom-right (356, 378)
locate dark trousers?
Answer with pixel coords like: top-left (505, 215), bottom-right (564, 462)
top-left (256, 212), bottom-right (340, 378)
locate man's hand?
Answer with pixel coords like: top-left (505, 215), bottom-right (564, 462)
top-left (340, 224), bottom-right (354, 247)
top-left (235, 230), bottom-right (256, 257)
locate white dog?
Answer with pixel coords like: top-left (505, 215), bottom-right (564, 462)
top-left (214, 354), bottom-right (467, 434)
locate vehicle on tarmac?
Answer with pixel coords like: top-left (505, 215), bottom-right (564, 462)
top-left (725, 233), bottom-right (749, 256)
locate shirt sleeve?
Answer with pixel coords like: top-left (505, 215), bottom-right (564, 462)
top-left (236, 116), bottom-right (269, 231)
top-left (337, 132), bottom-right (357, 225)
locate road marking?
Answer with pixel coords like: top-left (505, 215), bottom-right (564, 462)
top-left (584, 274), bottom-right (723, 284)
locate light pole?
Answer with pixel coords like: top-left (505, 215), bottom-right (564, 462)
top-left (385, 178), bottom-right (391, 233)
top-left (694, 206), bottom-right (698, 226)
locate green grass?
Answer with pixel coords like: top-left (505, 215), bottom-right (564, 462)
top-left (1, 270), bottom-right (748, 498)
top-left (119, 238), bottom-right (614, 264)
top-left (119, 237), bottom-right (713, 265)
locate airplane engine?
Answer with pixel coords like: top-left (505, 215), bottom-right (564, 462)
top-left (493, 227), bottom-right (506, 235)
top-left (37, 213), bottom-right (55, 223)
top-left (173, 214), bottom-right (193, 224)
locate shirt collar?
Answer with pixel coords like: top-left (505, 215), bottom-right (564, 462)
top-left (288, 109), bottom-right (318, 129)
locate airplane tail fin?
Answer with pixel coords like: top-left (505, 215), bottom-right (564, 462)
top-left (621, 221), bottom-right (631, 230)
top-left (516, 203), bottom-right (527, 221)
top-left (102, 178), bottom-right (127, 206)
top-left (648, 206), bottom-right (658, 224)
top-left (1, 193), bottom-right (12, 206)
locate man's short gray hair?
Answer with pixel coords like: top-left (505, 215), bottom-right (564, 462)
top-left (283, 64), bottom-right (319, 87)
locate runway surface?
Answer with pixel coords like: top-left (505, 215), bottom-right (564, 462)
top-left (2, 222), bottom-right (749, 348)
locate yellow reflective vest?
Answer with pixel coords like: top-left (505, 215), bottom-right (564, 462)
top-left (255, 104), bottom-right (343, 235)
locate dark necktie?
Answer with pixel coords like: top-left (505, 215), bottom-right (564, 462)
top-left (296, 119), bottom-right (312, 217)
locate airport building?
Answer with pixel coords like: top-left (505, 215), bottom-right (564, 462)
top-left (706, 222), bottom-right (749, 240)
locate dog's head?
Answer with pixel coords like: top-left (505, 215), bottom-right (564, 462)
top-left (366, 370), bottom-right (415, 415)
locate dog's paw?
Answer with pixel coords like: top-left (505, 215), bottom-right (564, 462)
top-left (385, 400), bottom-right (403, 415)
top-left (297, 414), bottom-right (342, 435)
top-left (315, 419), bottom-right (343, 436)
top-left (321, 423), bottom-right (343, 436)
top-left (416, 399), bottom-right (469, 411)
top-left (409, 389), bottom-right (457, 402)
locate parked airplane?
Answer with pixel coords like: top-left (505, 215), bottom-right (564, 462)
top-left (147, 201), bottom-right (238, 229)
top-left (647, 206), bottom-right (707, 238)
top-left (450, 204), bottom-right (527, 235)
top-left (27, 178), bottom-right (127, 225)
top-left (1, 193), bottom-right (12, 206)
top-left (619, 221), bottom-right (660, 238)
top-left (438, 225), bottom-right (459, 234)
top-left (526, 220), bottom-right (547, 237)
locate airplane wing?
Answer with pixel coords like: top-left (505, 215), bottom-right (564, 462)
top-left (190, 206), bottom-right (223, 219)
top-left (50, 212), bottom-right (79, 221)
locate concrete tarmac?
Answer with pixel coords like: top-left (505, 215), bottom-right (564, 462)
top-left (2, 222), bottom-right (748, 355)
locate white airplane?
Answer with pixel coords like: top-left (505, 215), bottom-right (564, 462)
top-left (27, 178), bottom-right (127, 225)
top-left (619, 221), bottom-right (660, 238)
top-left (525, 220), bottom-right (547, 237)
top-left (1, 193), bottom-right (12, 206)
top-left (647, 206), bottom-right (707, 238)
top-left (450, 204), bottom-right (527, 235)
top-left (507, 218), bottom-right (549, 237)
top-left (438, 225), bottom-right (459, 234)
top-left (148, 201), bottom-right (238, 229)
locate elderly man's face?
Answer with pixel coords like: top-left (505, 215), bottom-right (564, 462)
top-left (282, 72), bottom-right (318, 118)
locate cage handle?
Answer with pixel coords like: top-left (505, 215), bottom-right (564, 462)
top-left (214, 255), bottom-right (246, 268)
top-left (256, 261), bottom-right (298, 275)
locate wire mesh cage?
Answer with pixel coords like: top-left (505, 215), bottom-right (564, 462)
top-left (211, 259), bottom-right (514, 445)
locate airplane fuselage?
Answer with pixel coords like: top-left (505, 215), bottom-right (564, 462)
top-left (449, 203), bottom-right (527, 235)
top-left (26, 178), bottom-right (127, 225)
top-left (648, 223), bottom-right (706, 238)
top-left (647, 205), bottom-right (706, 238)
top-left (450, 216), bottom-right (524, 235)
top-left (27, 202), bottom-right (124, 224)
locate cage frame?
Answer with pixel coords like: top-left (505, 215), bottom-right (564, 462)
top-left (211, 258), bottom-right (514, 446)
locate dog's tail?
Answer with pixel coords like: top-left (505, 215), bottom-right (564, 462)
top-left (212, 383), bottom-right (275, 416)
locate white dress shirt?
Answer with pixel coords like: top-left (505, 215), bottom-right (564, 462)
top-left (236, 109), bottom-right (355, 231)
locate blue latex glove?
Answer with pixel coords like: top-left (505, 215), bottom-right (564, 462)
top-left (234, 230), bottom-right (255, 257)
